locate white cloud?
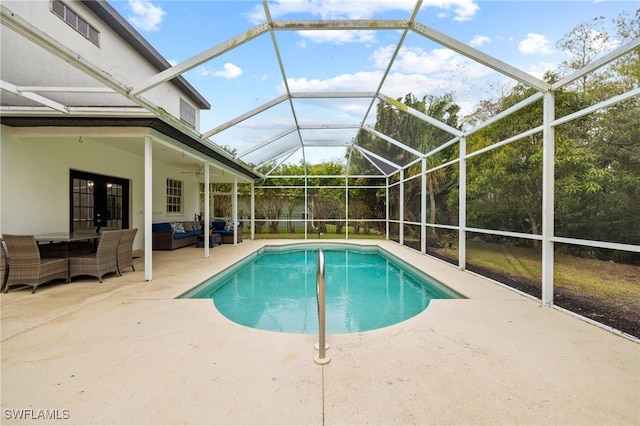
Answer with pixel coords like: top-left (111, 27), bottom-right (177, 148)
top-left (233, 116), bottom-right (296, 131)
top-left (127, 0), bottom-right (166, 32)
top-left (282, 70), bottom-right (475, 115)
top-left (284, 71), bottom-right (384, 93)
top-left (249, 0), bottom-right (415, 22)
top-left (470, 35), bottom-right (490, 47)
top-left (519, 33), bottom-right (554, 55)
top-left (297, 30), bottom-right (377, 45)
top-left (423, 0), bottom-right (479, 22)
top-left (247, 0), bottom-right (478, 24)
top-left (370, 45), bottom-right (396, 68)
top-left (278, 43), bottom-right (507, 118)
top-left (198, 63), bottom-right (243, 79)
top-left (373, 45), bottom-right (493, 80)
top-left (577, 29), bottom-right (620, 52)
top-left (381, 72), bottom-right (469, 98)
top-left (281, 72), bottom-right (383, 119)
top-left (524, 61), bottom-right (556, 80)
top-left (215, 63), bottom-right (243, 79)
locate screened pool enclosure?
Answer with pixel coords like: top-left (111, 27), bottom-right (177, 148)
top-left (2, 1), bottom-right (638, 337)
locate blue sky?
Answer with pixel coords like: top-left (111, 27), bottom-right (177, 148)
top-left (108, 0), bottom-right (638, 166)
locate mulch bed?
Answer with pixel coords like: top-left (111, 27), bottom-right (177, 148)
top-left (425, 247), bottom-right (640, 339)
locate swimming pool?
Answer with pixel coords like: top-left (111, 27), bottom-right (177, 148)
top-left (181, 243), bottom-right (462, 333)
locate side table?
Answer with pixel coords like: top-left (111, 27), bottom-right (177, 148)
top-left (196, 233), bottom-right (222, 248)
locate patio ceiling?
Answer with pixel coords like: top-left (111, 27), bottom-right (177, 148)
top-left (1, 1), bottom-right (637, 179)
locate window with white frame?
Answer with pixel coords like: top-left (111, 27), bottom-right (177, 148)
top-left (51, 0), bottom-right (100, 46)
top-left (166, 179), bottom-right (183, 214)
top-left (180, 98), bottom-right (196, 128)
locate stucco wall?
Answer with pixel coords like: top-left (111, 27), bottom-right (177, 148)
top-left (0, 0), bottom-right (200, 127)
top-left (0, 125), bottom-right (202, 251)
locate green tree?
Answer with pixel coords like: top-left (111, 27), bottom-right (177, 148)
top-left (352, 93), bottom-right (460, 243)
top-left (279, 163), bottom-right (305, 232)
top-left (555, 10), bottom-right (640, 249)
top-left (306, 162), bottom-right (345, 234)
top-left (400, 94), bottom-right (460, 244)
top-left (557, 16), bottom-right (611, 95)
top-left (466, 80), bottom-right (579, 247)
top-left (465, 11), bottom-right (640, 253)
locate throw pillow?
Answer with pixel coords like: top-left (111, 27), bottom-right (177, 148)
top-left (224, 221), bottom-right (234, 231)
top-left (183, 221), bottom-right (193, 232)
top-left (174, 222), bottom-right (186, 233)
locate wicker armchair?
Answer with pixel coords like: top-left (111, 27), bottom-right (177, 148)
top-left (117, 228), bottom-right (137, 274)
top-left (2, 234), bottom-right (69, 294)
top-left (1, 240), bottom-right (8, 292)
top-left (70, 230), bottom-right (122, 282)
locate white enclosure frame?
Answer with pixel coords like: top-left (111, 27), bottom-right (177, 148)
top-left (1, 1), bottom-right (638, 328)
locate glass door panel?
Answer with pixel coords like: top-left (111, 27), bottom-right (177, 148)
top-left (70, 171), bottom-right (129, 232)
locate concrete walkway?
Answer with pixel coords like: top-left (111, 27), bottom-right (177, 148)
top-left (1, 240), bottom-right (638, 425)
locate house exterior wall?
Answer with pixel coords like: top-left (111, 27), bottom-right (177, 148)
top-left (151, 160), bottom-right (202, 224)
top-left (0, 1), bottom-right (249, 253)
top-left (1, 0), bottom-right (200, 129)
top-left (0, 125), bottom-right (203, 251)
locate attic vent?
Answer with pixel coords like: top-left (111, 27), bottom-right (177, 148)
top-left (180, 98), bottom-right (196, 128)
top-left (51, 0), bottom-right (100, 46)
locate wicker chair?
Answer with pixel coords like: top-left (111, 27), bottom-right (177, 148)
top-left (117, 228), bottom-right (137, 274)
top-left (2, 234), bottom-right (69, 294)
top-left (1, 240), bottom-right (8, 292)
top-left (70, 230), bottom-right (122, 282)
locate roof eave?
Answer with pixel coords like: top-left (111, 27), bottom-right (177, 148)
top-left (81, 0), bottom-right (211, 110)
top-left (0, 116), bottom-right (260, 180)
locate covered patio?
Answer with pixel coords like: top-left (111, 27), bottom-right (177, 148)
top-left (1, 240), bottom-right (638, 425)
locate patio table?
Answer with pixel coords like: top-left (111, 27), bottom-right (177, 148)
top-left (34, 231), bottom-right (101, 243)
top-left (35, 232), bottom-right (101, 258)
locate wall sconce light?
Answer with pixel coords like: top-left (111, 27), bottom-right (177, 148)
top-left (78, 136), bottom-right (83, 144)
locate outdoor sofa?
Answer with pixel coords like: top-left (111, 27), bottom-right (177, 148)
top-left (211, 221), bottom-right (243, 244)
top-left (151, 221), bottom-right (203, 250)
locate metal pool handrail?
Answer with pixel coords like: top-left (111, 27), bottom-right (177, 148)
top-left (314, 248), bottom-right (330, 365)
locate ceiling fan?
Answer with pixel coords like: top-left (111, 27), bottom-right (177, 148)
top-left (180, 166), bottom-right (204, 177)
top-left (180, 166), bottom-right (224, 177)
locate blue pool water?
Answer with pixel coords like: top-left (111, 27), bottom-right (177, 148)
top-left (182, 244), bottom-right (461, 333)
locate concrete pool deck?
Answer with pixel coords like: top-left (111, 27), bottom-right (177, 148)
top-left (1, 239), bottom-right (638, 425)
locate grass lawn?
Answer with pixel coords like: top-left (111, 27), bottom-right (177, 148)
top-left (247, 224), bottom-right (386, 240)
top-left (440, 241), bottom-right (640, 301)
top-left (254, 233), bottom-right (385, 240)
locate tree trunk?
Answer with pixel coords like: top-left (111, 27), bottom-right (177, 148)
top-left (521, 200), bottom-right (540, 249)
top-left (428, 179), bottom-right (440, 245)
